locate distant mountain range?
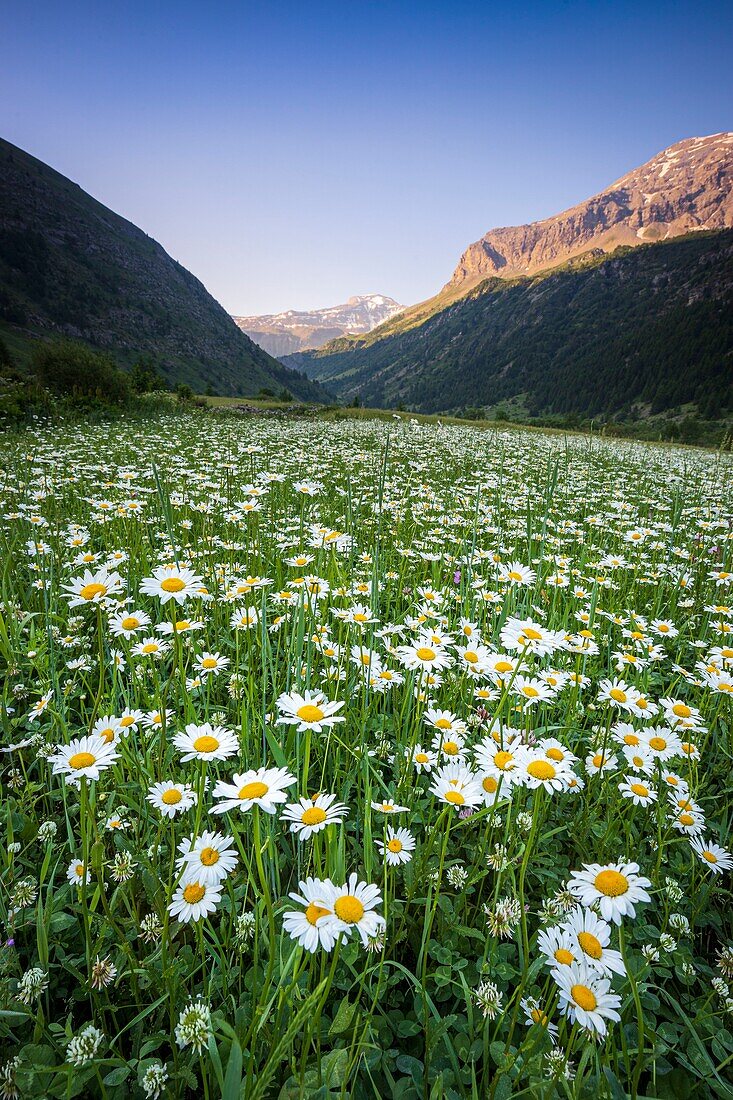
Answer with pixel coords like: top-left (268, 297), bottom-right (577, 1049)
top-left (0, 137), bottom-right (327, 401)
top-left (284, 134), bottom-right (733, 421)
top-left (234, 294), bottom-right (405, 357)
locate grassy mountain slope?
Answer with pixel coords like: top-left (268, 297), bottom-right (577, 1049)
top-left (284, 232), bottom-right (733, 419)
top-left (0, 137), bottom-right (326, 400)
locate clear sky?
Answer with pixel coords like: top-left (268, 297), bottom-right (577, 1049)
top-left (2, 0), bottom-right (732, 315)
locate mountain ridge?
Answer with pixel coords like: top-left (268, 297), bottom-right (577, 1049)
top-left (234, 294), bottom-right (405, 357)
top-left (0, 137), bottom-right (326, 401)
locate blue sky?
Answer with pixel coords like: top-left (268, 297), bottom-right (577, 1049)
top-left (2, 1), bottom-right (732, 314)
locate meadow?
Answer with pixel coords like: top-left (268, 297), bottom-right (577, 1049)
top-left (0, 410), bottom-right (731, 1099)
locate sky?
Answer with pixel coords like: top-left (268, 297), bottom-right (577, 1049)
top-left (2, 1), bottom-right (732, 315)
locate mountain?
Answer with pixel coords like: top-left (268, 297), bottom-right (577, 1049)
top-left (0, 137), bottom-right (326, 401)
top-left (284, 135), bottom-right (733, 420)
top-left (448, 133), bottom-right (733, 291)
top-left (234, 294), bottom-right (405, 357)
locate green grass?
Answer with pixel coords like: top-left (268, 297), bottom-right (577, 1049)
top-left (0, 410), bottom-right (731, 1099)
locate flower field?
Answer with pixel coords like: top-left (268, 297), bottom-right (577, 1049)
top-left (0, 411), bottom-right (732, 1099)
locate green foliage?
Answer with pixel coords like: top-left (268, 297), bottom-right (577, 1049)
top-left (298, 231), bottom-right (733, 423)
top-left (31, 340), bottom-right (130, 404)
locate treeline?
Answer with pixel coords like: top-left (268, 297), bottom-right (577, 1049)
top-left (0, 337), bottom-right (197, 426)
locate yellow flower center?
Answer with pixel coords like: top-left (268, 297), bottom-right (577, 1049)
top-left (415, 752), bottom-right (429, 763)
top-left (183, 883), bottom-right (205, 904)
top-left (80, 582), bottom-right (107, 600)
top-left (75, 863), bottom-right (84, 876)
top-left (623, 733), bottom-right (640, 746)
top-left (464, 650), bottom-right (478, 663)
top-left (530, 1008), bottom-right (549, 1025)
top-left (201, 658), bottom-right (217, 669)
top-left (610, 688), bottom-right (627, 703)
top-left (578, 931), bottom-right (603, 959)
top-left (142, 643), bottom-right (158, 654)
top-left (435, 718), bottom-right (452, 729)
top-left (199, 847), bottom-right (220, 866)
top-left (121, 616), bottom-right (140, 630)
top-left (522, 686), bottom-right (539, 697)
top-left (630, 782), bottom-right (649, 797)
top-left (69, 751), bottom-right (96, 769)
top-left (162, 789), bottom-right (182, 805)
top-left (99, 727), bottom-right (115, 743)
top-left (571, 984), bottom-right (597, 1012)
top-left (594, 869), bottom-right (629, 897)
top-left (334, 895), bottom-right (365, 923)
top-left (482, 776), bottom-right (498, 793)
top-left (546, 748), bottom-right (564, 762)
top-left (193, 735), bottom-right (219, 753)
top-left (387, 838), bottom-right (403, 853)
top-left (495, 660), bottom-right (513, 674)
top-left (442, 740), bottom-right (459, 755)
top-left (678, 813), bottom-right (695, 826)
top-left (161, 577), bottom-right (186, 593)
top-left (239, 781), bottom-right (268, 800)
top-left (305, 902), bottom-right (330, 925)
top-left (523, 627), bottom-right (542, 640)
top-left (444, 790), bottom-right (465, 805)
top-left (648, 736), bottom-right (666, 751)
top-left (554, 948), bottom-right (574, 965)
top-left (527, 759), bottom-right (555, 780)
top-left (296, 704), bottom-right (325, 723)
top-left (301, 806), bottom-right (327, 825)
top-left (416, 647), bottom-right (436, 661)
top-left (702, 850), bottom-right (718, 863)
top-left (353, 613), bottom-right (369, 622)
top-left (494, 750), bottom-right (513, 771)
top-left (507, 571), bottom-right (523, 582)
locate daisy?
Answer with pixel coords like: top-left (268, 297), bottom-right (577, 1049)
top-left (562, 907), bottom-right (626, 976)
top-left (407, 744), bottom-right (438, 772)
top-left (375, 826), bottom-right (416, 866)
top-left (156, 618), bottom-right (205, 635)
top-left (512, 676), bottom-right (555, 707)
top-left (62, 567), bottom-right (124, 608)
top-left (568, 861), bottom-right (652, 924)
top-left (519, 752), bottom-right (573, 792)
top-left (89, 715), bottom-right (124, 745)
top-left (230, 606), bottom-right (260, 630)
top-left (276, 689), bottom-right (345, 733)
top-left (283, 878), bottom-right (339, 953)
top-left (195, 652), bottom-right (230, 676)
top-left (108, 609), bottom-right (151, 637)
top-left (396, 637), bottom-right (454, 674)
top-left (176, 831), bottom-right (238, 885)
top-left (131, 636), bottom-right (170, 659)
top-left (552, 962), bottom-right (622, 1036)
top-left (597, 679), bottom-right (641, 714)
top-left (370, 798), bottom-right (409, 814)
top-left (430, 763), bottom-right (484, 810)
top-left (168, 879), bottom-right (222, 923)
top-left (641, 726), bottom-right (682, 762)
top-left (66, 858), bottom-right (91, 887)
top-left (324, 874), bottom-right (386, 947)
top-left (537, 925), bottom-right (577, 969)
top-left (521, 997), bottom-right (558, 1040)
top-left (618, 775), bottom-right (657, 806)
top-left (50, 735), bottom-right (118, 784)
top-left (431, 729), bottom-right (468, 761)
top-left (474, 739), bottom-right (528, 786)
top-left (281, 793), bottom-right (348, 839)
top-left (211, 765), bottom-right (296, 814)
top-left (27, 691), bottom-right (53, 721)
top-left (147, 781), bottom-right (197, 818)
top-left (500, 617), bottom-right (562, 657)
top-left (621, 743), bottom-right (655, 775)
top-left (499, 561), bottom-right (536, 587)
top-left (689, 837), bottom-right (733, 874)
top-left (140, 564), bottom-right (203, 605)
top-left (173, 722), bottom-right (238, 763)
